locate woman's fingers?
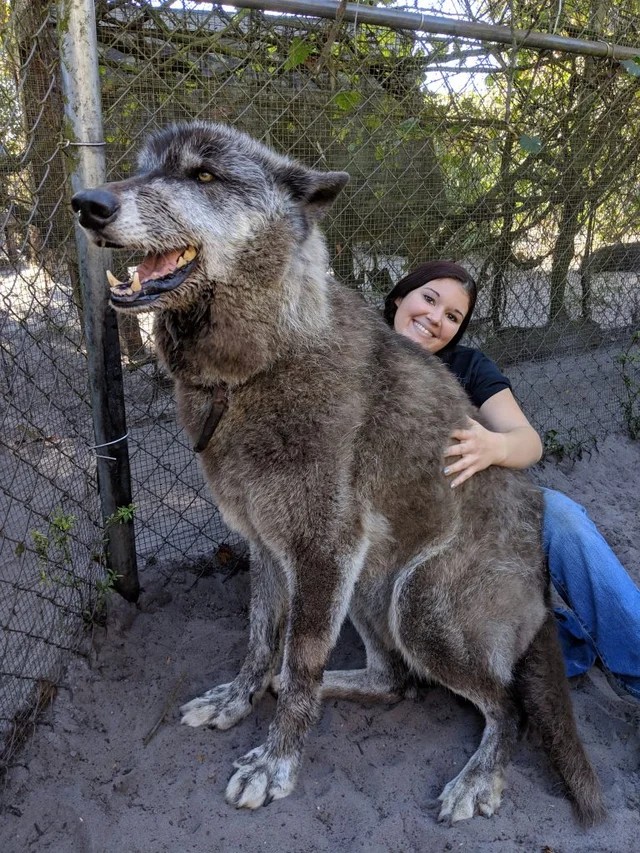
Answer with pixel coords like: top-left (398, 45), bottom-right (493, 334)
top-left (444, 456), bottom-right (468, 472)
top-left (444, 420), bottom-right (488, 485)
top-left (450, 466), bottom-right (478, 488)
top-left (444, 442), bottom-right (466, 458)
top-left (444, 417), bottom-right (505, 487)
top-left (449, 428), bottom-right (473, 442)
top-left (443, 453), bottom-right (480, 486)
top-left (443, 454), bottom-right (475, 476)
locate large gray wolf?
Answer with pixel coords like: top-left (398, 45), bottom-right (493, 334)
top-left (72, 121), bottom-right (604, 824)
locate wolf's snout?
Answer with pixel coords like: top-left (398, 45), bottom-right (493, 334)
top-left (71, 188), bottom-right (120, 231)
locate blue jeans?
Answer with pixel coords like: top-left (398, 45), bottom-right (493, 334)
top-left (543, 488), bottom-right (640, 700)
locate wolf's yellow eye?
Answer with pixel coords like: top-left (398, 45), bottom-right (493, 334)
top-left (197, 171), bottom-right (214, 183)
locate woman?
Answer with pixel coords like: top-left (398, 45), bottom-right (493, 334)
top-left (384, 260), bottom-right (640, 701)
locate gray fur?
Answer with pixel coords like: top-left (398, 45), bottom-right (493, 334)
top-left (72, 121), bottom-right (604, 824)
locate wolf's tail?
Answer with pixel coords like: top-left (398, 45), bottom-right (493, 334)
top-left (514, 612), bottom-right (606, 826)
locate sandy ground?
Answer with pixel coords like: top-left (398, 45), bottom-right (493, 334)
top-left (0, 434), bottom-right (638, 853)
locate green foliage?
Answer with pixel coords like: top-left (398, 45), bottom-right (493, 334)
top-left (616, 331), bottom-right (640, 440)
top-left (283, 37), bottom-right (314, 71)
top-left (332, 91), bottom-right (362, 112)
top-left (31, 530), bottom-right (51, 565)
top-left (91, 566), bottom-right (122, 626)
top-left (31, 510), bottom-right (77, 588)
top-left (0, 7), bottom-right (25, 157)
top-left (542, 428), bottom-right (597, 462)
top-left (30, 506), bottom-right (131, 626)
top-left (518, 134), bottom-right (543, 154)
top-left (49, 508), bottom-right (76, 558)
top-left (106, 503), bottom-right (136, 526)
top-left (542, 429), bottom-right (566, 459)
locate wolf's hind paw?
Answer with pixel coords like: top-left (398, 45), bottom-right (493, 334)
top-left (226, 745), bottom-right (298, 809)
top-left (180, 681), bottom-right (252, 730)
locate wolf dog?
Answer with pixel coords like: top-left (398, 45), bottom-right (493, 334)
top-left (72, 121), bottom-right (604, 824)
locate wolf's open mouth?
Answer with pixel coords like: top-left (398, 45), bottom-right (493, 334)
top-left (107, 245), bottom-right (198, 305)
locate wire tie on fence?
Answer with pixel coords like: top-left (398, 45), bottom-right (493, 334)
top-left (63, 139), bottom-right (107, 148)
top-left (90, 432), bottom-right (129, 462)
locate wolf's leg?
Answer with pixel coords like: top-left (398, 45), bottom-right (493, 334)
top-left (226, 543), bottom-right (364, 809)
top-left (318, 667), bottom-right (406, 701)
top-left (271, 605), bottom-right (410, 701)
top-left (320, 607), bottom-right (410, 701)
top-left (437, 692), bottom-right (520, 823)
top-left (388, 557), bottom-right (531, 822)
top-left (181, 543), bottom-right (285, 729)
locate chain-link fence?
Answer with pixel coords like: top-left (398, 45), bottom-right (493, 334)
top-left (0, 0), bottom-right (104, 774)
top-left (2, 0), bottom-right (640, 777)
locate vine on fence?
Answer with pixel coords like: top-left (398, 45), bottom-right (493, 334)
top-left (617, 330), bottom-right (640, 440)
top-left (29, 505), bottom-right (136, 627)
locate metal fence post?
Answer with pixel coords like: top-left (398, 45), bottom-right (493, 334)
top-left (57, 0), bottom-right (139, 602)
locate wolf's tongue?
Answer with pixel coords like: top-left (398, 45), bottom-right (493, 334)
top-left (136, 250), bottom-right (182, 282)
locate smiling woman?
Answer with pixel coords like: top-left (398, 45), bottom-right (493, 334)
top-left (385, 261), bottom-right (542, 486)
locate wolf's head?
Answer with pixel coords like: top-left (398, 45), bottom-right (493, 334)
top-left (71, 121), bottom-right (349, 315)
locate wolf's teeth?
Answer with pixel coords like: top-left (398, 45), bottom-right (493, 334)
top-left (131, 271), bottom-right (142, 292)
top-left (106, 270), bottom-right (122, 288)
top-left (182, 246), bottom-right (197, 263)
top-left (176, 255), bottom-right (187, 269)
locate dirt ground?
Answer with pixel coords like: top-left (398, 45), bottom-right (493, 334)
top-left (0, 434), bottom-right (639, 853)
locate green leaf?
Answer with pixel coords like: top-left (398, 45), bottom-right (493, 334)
top-left (620, 59), bottom-right (640, 77)
top-left (398, 117), bottom-right (420, 134)
top-left (283, 38), bottom-right (314, 71)
top-left (363, 113), bottom-right (382, 132)
top-left (333, 91), bottom-right (362, 112)
top-left (519, 134), bottom-right (543, 154)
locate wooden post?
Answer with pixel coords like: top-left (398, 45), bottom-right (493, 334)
top-left (58, 0), bottom-right (139, 602)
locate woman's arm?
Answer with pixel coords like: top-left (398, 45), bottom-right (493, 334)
top-left (444, 388), bottom-right (543, 488)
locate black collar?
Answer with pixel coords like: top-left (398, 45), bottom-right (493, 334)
top-left (193, 383), bottom-right (229, 453)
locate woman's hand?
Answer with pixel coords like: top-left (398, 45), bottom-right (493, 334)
top-left (443, 390), bottom-right (543, 487)
top-left (443, 417), bottom-right (506, 488)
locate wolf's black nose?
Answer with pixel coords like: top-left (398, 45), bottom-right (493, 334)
top-left (71, 188), bottom-right (120, 230)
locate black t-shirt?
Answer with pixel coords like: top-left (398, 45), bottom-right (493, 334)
top-left (437, 344), bottom-right (511, 409)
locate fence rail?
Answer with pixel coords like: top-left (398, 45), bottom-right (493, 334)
top-left (2, 0), bottom-right (640, 778)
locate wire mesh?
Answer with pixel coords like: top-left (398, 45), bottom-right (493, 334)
top-left (0, 0), bottom-right (105, 776)
top-left (1, 0), bottom-right (640, 776)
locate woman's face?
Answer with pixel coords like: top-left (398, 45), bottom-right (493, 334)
top-left (393, 277), bottom-right (470, 354)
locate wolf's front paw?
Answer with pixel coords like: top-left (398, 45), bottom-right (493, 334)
top-left (437, 768), bottom-right (505, 824)
top-left (180, 681), bottom-right (252, 730)
top-left (226, 745), bottom-right (298, 809)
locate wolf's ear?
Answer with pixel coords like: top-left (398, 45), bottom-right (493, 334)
top-left (279, 166), bottom-right (349, 220)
